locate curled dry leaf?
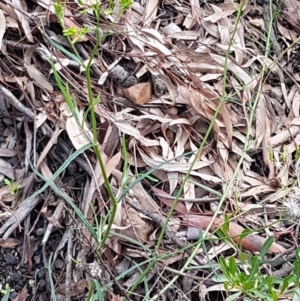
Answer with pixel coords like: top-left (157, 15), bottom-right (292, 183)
top-left (114, 121), bottom-right (159, 147)
top-left (120, 207), bottom-right (153, 242)
top-left (12, 0), bottom-right (33, 42)
top-left (139, 150), bottom-right (213, 172)
top-left (0, 158), bottom-right (14, 179)
top-left (0, 9), bottom-right (6, 47)
top-left (143, 0), bottom-right (159, 26)
top-left (57, 279), bottom-right (87, 296)
top-left (66, 110), bottom-right (93, 150)
top-left (26, 65), bottom-right (53, 91)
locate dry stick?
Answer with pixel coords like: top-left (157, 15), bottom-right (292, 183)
top-left (0, 84), bottom-right (35, 120)
top-left (0, 84), bottom-right (94, 239)
top-left (42, 199), bottom-right (65, 244)
top-left (0, 196), bottom-right (42, 239)
top-left (154, 194), bottom-right (221, 203)
top-left (0, 92), bottom-right (11, 118)
top-left (154, 193), bottom-right (256, 203)
top-left (65, 225), bottom-right (74, 301)
top-left (24, 118), bottom-right (32, 173)
top-left (121, 193), bottom-right (204, 266)
top-left (4, 40), bottom-right (81, 70)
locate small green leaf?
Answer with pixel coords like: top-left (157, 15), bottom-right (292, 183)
top-left (143, 174), bottom-right (159, 182)
top-left (267, 276), bottom-right (274, 294)
top-left (239, 252), bottom-right (248, 263)
top-left (224, 281), bottom-right (230, 290)
top-left (280, 274), bottom-right (294, 294)
top-left (229, 257), bottom-right (237, 276)
top-left (247, 256), bottom-right (260, 281)
top-left (226, 291), bottom-right (242, 301)
top-left (3, 179), bottom-right (11, 186)
top-left (260, 236), bottom-right (274, 257)
top-left (63, 27), bottom-right (78, 37)
top-left (243, 280), bottom-right (254, 291)
top-left (219, 257), bottom-right (231, 280)
top-left (120, 0), bottom-right (132, 10)
top-left (222, 214), bottom-right (230, 233)
top-left (211, 274), bottom-right (228, 282)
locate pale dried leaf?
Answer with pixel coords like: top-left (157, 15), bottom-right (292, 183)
top-left (66, 111), bottom-right (93, 150)
top-left (40, 161), bottom-right (53, 181)
top-left (0, 238), bottom-right (21, 248)
top-left (210, 53), bottom-right (256, 91)
top-left (0, 159), bottom-right (14, 179)
top-left (0, 10), bottom-right (6, 47)
top-left (115, 122), bottom-right (159, 147)
top-left (277, 22), bottom-right (297, 40)
top-left (0, 148), bottom-right (17, 157)
top-left (26, 65), bottom-right (53, 91)
top-left (162, 23), bottom-right (181, 35)
top-left (98, 152), bottom-right (121, 186)
top-left (12, 0), bottom-right (33, 42)
top-left (144, 0), bottom-right (159, 26)
top-left (139, 150), bottom-right (213, 172)
top-left (184, 180), bottom-right (195, 212)
top-left (169, 31), bottom-right (199, 40)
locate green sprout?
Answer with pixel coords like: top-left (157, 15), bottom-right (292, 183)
top-left (1, 283), bottom-right (13, 296)
top-left (4, 179), bottom-right (21, 195)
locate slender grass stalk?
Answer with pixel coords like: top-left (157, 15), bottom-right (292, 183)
top-left (83, 4), bottom-right (133, 249)
top-left (51, 2), bottom-right (132, 248)
top-left (148, 0), bottom-right (251, 299)
top-left (48, 253), bottom-right (57, 301)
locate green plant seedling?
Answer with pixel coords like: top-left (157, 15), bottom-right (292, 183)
top-left (4, 179), bottom-right (21, 195)
top-left (1, 283), bottom-right (13, 301)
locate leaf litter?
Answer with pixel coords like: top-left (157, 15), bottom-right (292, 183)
top-left (0, 0), bottom-right (299, 300)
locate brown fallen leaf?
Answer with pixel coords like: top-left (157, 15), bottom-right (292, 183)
top-left (184, 215), bottom-right (286, 254)
top-left (57, 279), bottom-right (87, 296)
top-left (121, 207), bottom-right (153, 242)
top-left (0, 238), bottom-right (21, 248)
top-left (123, 82), bottom-right (151, 105)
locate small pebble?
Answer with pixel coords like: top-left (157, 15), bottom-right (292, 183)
top-left (12, 273), bottom-right (21, 282)
top-left (3, 118), bottom-right (13, 126)
top-left (34, 254), bottom-right (41, 265)
top-left (36, 228), bottom-right (44, 237)
top-left (37, 268), bottom-right (46, 279)
top-left (38, 279), bottom-right (46, 290)
top-left (4, 253), bottom-right (16, 265)
top-left (54, 259), bottom-right (64, 269)
top-left (9, 292), bottom-right (18, 300)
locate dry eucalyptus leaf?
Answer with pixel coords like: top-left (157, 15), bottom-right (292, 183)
top-left (26, 65), bottom-right (53, 91)
top-left (0, 159), bottom-right (14, 179)
top-left (66, 110), bottom-right (93, 150)
top-left (0, 10), bottom-right (6, 48)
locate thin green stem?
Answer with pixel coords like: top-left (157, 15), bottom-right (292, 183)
top-left (149, 0), bottom-right (249, 299)
top-left (84, 6), bottom-right (130, 248)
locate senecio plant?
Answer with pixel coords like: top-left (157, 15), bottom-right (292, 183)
top-left (218, 243), bottom-right (300, 301)
top-left (52, 0), bottom-right (132, 249)
top-left (49, 0), bottom-right (132, 298)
